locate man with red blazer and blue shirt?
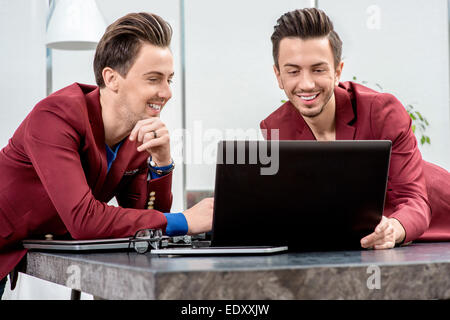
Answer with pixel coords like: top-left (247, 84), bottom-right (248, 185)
top-left (261, 8), bottom-right (449, 250)
top-left (0, 12), bottom-right (213, 297)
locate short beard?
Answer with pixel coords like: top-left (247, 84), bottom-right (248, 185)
top-left (119, 105), bottom-right (147, 133)
top-left (300, 87), bottom-right (334, 118)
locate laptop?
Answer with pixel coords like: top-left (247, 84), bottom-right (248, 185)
top-left (209, 140), bottom-right (391, 252)
top-left (22, 237), bottom-right (134, 251)
top-left (22, 235), bottom-right (288, 255)
top-left (23, 140), bottom-right (390, 254)
top-left (140, 140), bottom-right (390, 254)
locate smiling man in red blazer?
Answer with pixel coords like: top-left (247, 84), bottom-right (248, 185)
top-left (0, 12), bottom-right (213, 296)
top-left (261, 8), bottom-right (450, 250)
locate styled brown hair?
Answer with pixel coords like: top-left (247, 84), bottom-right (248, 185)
top-left (94, 12), bottom-right (172, 88)
top-left (271, 8), bottom-right (342, 69)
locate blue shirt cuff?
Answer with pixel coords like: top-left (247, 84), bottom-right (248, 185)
top-left (163, 212), bottom-right (188, 236)
top-left (148, 162), bottom-right (174, 180)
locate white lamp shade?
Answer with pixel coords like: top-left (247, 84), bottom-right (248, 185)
top-left (46, 0), bottom-right (106, 50)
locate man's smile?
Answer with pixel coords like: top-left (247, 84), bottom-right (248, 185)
top-left (297, 92), bottom-right (320, 104)
top-left (147, 103), bottom-right (161, 111)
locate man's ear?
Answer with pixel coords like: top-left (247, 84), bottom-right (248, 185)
top-left (334, 61), bottom-right (344, 86)
top-left (273, 64), bottom-right (284, 90)
top-left (102, 67), bottom-right (119, 91)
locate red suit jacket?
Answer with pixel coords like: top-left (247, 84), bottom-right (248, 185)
top-left (261, 81), bottom-right (450, 244)
top-left (0, 83), bottom-right (173, 282)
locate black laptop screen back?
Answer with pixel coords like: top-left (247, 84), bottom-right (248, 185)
top-left (211, 140), bottom-right (391, 251)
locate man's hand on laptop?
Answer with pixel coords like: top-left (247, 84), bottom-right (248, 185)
top-left (360, 216), bottom-right (406, 250)
top-left (183, 198), bottom-right (214, 235)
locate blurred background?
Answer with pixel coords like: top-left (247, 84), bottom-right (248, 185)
top-left (1, 0), bottom-right (449, 299)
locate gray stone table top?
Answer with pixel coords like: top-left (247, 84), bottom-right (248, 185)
top-left (23, 242), bottom-right (450, 299)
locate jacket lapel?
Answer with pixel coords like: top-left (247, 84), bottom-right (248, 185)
top-left (334, 85), bottom-right (356, 140)
top-left (285, 102), bottom-right (316, 140)
top-left (85, 88), bottom-right (108, 194)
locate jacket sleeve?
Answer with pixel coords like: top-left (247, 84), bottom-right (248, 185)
top-left (23, 104), bottom-right (168, 240)
top-left (370, 93), bottom-right (431, 243)
top-left (115, 170), bottom-right (173, 213)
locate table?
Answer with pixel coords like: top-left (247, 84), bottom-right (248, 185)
top-left (22, 242), bottom-right (450, 299)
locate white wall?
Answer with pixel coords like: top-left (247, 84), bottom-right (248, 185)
top-left (0, 0), bottom-right (47, 149)
top-left (184, 0), bottom-right (312, 190)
